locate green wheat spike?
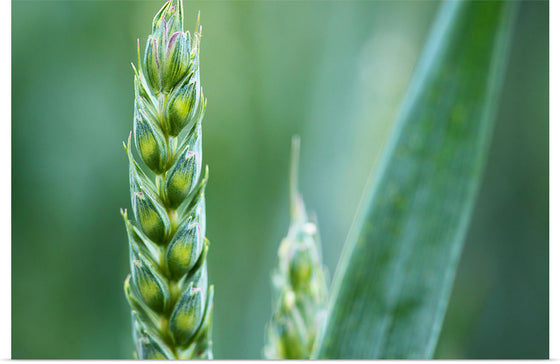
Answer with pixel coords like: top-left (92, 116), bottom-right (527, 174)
top-left (264, 136), bottom-right (329, 359)
top-left (121, 0), bottom-right (212, 359)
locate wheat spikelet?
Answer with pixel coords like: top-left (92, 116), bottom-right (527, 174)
top-left (120, 0), bottom-right (213, 358)
top-left (264, 136), bottom-right (329, 359)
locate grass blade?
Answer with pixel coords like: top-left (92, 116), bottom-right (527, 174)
top-left (313, 1), bottom-right (518, 359)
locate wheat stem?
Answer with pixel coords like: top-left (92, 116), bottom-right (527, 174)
top-left (289, 135), bottom-right (300, 221)
top-left (121, 0), bottom-right (213, 359)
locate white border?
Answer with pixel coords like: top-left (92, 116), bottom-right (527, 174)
top-left (2, 0), bottom-right (11, 359)
top-left (550, 0), bottom-right (557, 359)
top-left (4, 0), bottom-right (554, 361)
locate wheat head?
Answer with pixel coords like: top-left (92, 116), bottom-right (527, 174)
top-left (264, 136), bottom-right (329, 359)
top-left (120, 0), bottom-right (213, 359)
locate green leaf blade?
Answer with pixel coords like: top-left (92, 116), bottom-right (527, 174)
top-left (314, 1), bottom-right (518, 359)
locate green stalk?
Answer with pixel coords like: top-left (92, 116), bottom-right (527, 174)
top-left (264, 136), bottom-right (328, 359)
top-left (121, 0), bottom-right (213, 359)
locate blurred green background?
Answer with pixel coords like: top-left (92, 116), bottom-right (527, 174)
top-left (12, 0), bottom-right (548, 359)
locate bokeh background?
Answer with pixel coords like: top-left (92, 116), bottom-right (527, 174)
top-left (12, 0), bottom-right (548, 359)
